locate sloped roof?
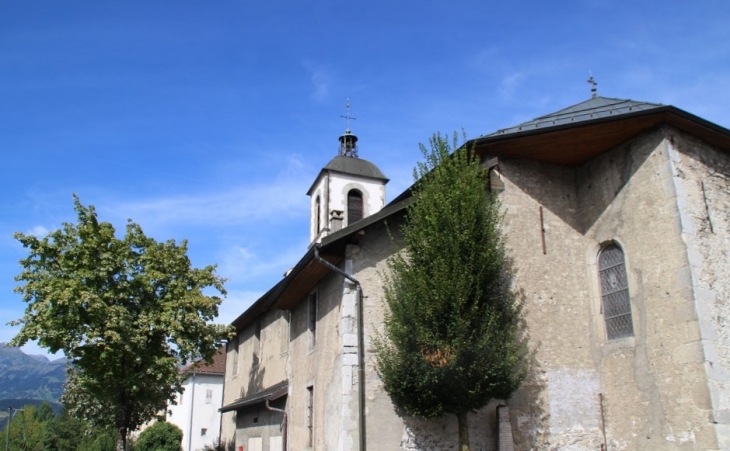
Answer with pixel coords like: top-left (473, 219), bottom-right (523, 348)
top-left (487, 96), bottom-right (664, 137)
top-left (324, 155), bottom-right (388, 180)
top-left (472, 96), bottom-right (730, 167)
top-left (307, 155), bottom-right (389, 195)
top-left (219, 380), bottom-right (288, 412)
top-left (180, 347), bottom-right (226, 376)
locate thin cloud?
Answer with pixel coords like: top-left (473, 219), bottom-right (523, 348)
top-left (304, 61), bottom-right (331, 103)
top-left (111, 155), bottom-right (312, 229)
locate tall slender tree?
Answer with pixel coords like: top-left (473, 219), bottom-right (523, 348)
top-left (375, 133), bottom-right (527, 451)
top-left (10, 197), bottom-right (232, 451)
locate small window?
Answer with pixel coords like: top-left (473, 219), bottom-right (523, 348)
top-left (598, 244), bottom-right (634, 340)
top-left (253, 321), bottom-right (261, 366)
top-left (205, 389), bottom-right (213, 404)
top-left (201, 428), bottom-right (207, 436)
top-left (306, 385), bottom-right (314, 447)
top-left (308, 291), bottom-right (318, 346)
top-left (232, 334), bottom-right (242, 375)
top-left (315, 196), bottom-right (322, 233)
top-left (347, 190), bottom-right (363, 224)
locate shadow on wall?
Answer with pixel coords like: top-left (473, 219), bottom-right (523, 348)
top-left (202, 437), bottom-right (236, 451)
top-left (246, 364), bottom-right (266, 398)
top-left (505, 127), bottom-right (662, 236)
top-left (508, 339), bottom-right (550, 450)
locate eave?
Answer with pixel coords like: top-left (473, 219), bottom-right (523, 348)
top-left (471, 106), bottom-right (730, 167)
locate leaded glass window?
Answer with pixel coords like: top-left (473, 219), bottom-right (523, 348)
top-left (598, 244), bottom-right (634, 340)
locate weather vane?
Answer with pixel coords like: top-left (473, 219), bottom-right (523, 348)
top-left (587, 73), bottom-right (598, 98)
top-left (340, 99), bottom-right (356, 131)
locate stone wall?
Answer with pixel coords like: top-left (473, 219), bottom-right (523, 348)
top-left (669, 127), bottom-right (730, 449)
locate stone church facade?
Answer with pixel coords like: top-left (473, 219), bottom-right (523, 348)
top-left (220, 95), bottom-right (730, 450)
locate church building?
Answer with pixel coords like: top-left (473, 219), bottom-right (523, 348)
top-left (220, 90), bottom-right (730, 451)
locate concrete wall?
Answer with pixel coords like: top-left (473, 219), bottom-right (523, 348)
top-left (169, 373), bottom-right (224, 451)
top-left (668, 128), bottom-right (730, 449)
top-left (221, 309), bottom-right (290, 450)
top-left (500, 127), bottom-right (719, 450)
top-left (287, 265), bottom-right (346, 450)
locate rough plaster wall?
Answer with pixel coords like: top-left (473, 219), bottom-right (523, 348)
top-left (496, 157), bottom-right (604, 450)
top-left (286, 269), bottom-right (344, 450)
top-left (669, 129), bottom-right (730, 449)
top-left (576, 128), bottom-right (716, 450)
top-left (220, 310), bottom-right (289, 448)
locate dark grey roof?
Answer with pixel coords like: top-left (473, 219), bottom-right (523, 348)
top-left (486, 96), bottom-right (664, 137)
top-left (323, 155), bottom-right (388, 181)
top-left (219, 380), bottom-right (288, 412)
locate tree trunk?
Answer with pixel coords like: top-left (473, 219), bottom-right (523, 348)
top-left (117, 427), bottom-right (127, 451)
top-left (457, 411), bottom-right (470, 451)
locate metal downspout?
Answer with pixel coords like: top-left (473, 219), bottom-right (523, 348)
top-left (187, 373), bottom-right (196, 451)
top-left (314, 246), bottom-right (366, 451)
top-left (264, 399), bottom-right (288, 451)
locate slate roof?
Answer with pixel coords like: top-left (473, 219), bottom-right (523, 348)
top-left (180, 347), bottom-right (226, 375)
top-left (487, 96), bottom-right (664, 137)
top-left (307, 155), bottom-right (389, 195)
top-left (324, 155), bottom-right (388, 181)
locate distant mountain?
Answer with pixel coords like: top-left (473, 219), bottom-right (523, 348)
top-left (0, 343), bottom-right (66, 402)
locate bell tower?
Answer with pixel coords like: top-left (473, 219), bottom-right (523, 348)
top-left (306, 101), bottom-right (389, 244)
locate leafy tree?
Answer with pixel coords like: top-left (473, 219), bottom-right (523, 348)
top-left (10, 197), bottom-right (232, 451)
top-left (134, 421), bottom-right (183, 451)
top-left (1, 405), bottom-right (46, 451)
top-left (374, 133), bottom-right (527, 451)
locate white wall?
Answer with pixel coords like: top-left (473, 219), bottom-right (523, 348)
top-left (168, 373), bottom-right (224, 451)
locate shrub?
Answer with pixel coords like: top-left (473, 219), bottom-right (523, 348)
top-left (135, 422), bottom-right (183, 451)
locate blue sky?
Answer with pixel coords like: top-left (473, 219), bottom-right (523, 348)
top-left (2, 0), bottom-right (729, 357)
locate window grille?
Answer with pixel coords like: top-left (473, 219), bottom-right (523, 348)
top-left (598, 244), bottom-right (634, 340)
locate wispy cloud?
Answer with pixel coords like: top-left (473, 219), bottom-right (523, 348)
top-left (217, 238), bottom-right (310, 286)
top-left (304, 61), bottom-right (331, 103)
top-left (217, 289), bottom-right (266, 325)
top-left (25, 225), bottom-right (51, 237)
top-left (110, 154), bottom-right (312, 229)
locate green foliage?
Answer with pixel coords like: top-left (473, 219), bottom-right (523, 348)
top-left (374, 133), bottom-right (527, 447)
top-left (0, 403), bottom-right (116, 451)
top-left (134, 422), bottom-right (182, 451)
top-left (10, 197), bottom-right (233, 449)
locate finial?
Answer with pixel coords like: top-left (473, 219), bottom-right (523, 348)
top-left (338, 99), bottom-right (359, 158)
top-left (340, 99), bottom-right (356, 132)
top-left (587, 73), bottom-right (598, 98)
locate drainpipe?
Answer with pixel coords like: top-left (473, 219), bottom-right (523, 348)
top-left (314, 246), bottom-right (366, 451)
top-left (187, 373), bottom-right (196, 451)
top-left (264, 398), bottom-right (288, 451)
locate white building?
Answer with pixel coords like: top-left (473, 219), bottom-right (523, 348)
top-left (169, 348), bottom-right (226, 451)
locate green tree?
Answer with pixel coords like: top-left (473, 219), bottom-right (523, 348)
top-left (134, 421), bottom-right (182, 451)
top-left (1, 406), bottom-right (46, 451)
top-left (374, 133), bottom-right (527, 451)
top-left (10, 197), bottom-right (232, 451)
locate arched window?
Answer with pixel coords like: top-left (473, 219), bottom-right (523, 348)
top-left (347, 190), bottom-right (363, 224)
top-left (315, 196), bottom-right (321, 233)
top-left (598, 243), bottom-right (634, 340)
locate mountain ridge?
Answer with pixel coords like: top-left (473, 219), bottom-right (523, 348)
top-left (0, 343), bottom-right (66, 402)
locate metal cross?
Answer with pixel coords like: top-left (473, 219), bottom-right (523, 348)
top-left (340, 99), bottom-right (356, 130)
top-left (587, 74), bottom-right (598, 98)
